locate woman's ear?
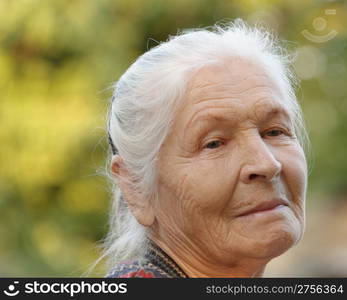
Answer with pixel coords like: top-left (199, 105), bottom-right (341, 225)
top-left (111, 155), bottom-right (155, 227)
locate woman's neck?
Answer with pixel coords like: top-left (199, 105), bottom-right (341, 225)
top-left (149, 235), bottom-right (269, 278)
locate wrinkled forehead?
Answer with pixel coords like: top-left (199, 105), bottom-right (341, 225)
top-left (185, 58), bottom-right (291, 115)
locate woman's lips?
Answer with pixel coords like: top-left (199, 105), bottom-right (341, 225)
top-left (237, 199), bottom-right (289, 217)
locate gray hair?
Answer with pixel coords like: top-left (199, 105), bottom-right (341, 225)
top-left (101, 19), bottom-right (307, 272)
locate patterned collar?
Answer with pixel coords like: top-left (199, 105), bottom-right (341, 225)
top-left (107, 241), bottom-right (188, 278)
top-left (145, 240), bottom-right (188, 278)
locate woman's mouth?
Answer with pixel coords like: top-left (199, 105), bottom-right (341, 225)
top-left (237, 198), bottom-right (289, 218)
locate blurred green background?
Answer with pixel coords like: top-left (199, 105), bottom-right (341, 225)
top-left (1, 0), bottom-right (346, 277)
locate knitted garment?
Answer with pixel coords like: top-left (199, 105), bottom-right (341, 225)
top-left (107, 242), bottom-right (187, 278)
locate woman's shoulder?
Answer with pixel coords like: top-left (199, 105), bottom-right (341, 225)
top-left (106, 259), bottom-right (172, 278)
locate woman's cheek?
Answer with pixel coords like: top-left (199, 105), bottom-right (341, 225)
top-left (285, 146), bottom-right (307, 195)
top-left (276, 145), bottom-right (307, 218)
top-left (185, 159), bottom-right (237, 211)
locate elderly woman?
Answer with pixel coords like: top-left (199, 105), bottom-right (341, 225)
top-left (104, 20), bottom-right (307, 278)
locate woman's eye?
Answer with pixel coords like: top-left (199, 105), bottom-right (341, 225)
top-left (204, 140), bottom-right (223, 149)
top-left (265, 129), bottom-right (285, 137)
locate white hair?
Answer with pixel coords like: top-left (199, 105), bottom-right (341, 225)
top-left (101, 19), bottom-right (307, 272)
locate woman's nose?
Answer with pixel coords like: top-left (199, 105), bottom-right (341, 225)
top-left (239, 137), bottom-right (282, 184)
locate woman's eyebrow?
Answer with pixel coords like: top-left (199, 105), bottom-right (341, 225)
top-left (186, 106), bottom-right (238, 129)
top-left (258, 106), bottom-right (291, 123)
top-left (187, 105), bottom-right (291, 129)
top-left (183, 105), bottom-right (292, 139)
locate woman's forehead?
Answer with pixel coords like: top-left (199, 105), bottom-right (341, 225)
top-left (179, 60), bottom-right (291, 124)
top-left (187, 59), bottom-right (281, 101)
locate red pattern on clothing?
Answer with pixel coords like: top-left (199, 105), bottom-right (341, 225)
top-left (119, 269), bottom-right (155, 278)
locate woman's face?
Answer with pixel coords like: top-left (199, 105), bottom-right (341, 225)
top-left (152, 59), bottom-right (307, 266)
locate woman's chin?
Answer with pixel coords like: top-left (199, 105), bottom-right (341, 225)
top-left (231, 209), bottom-right (303, 258)
top-left (248, 227), bottom-right (301, 259)
top-left (222, 222), bottom-right (302, 260)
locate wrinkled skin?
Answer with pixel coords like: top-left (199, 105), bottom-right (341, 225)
top-left (149, 59), bottom-right (307, 277)
top-left (112, 58), bottom-right (307, 277)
